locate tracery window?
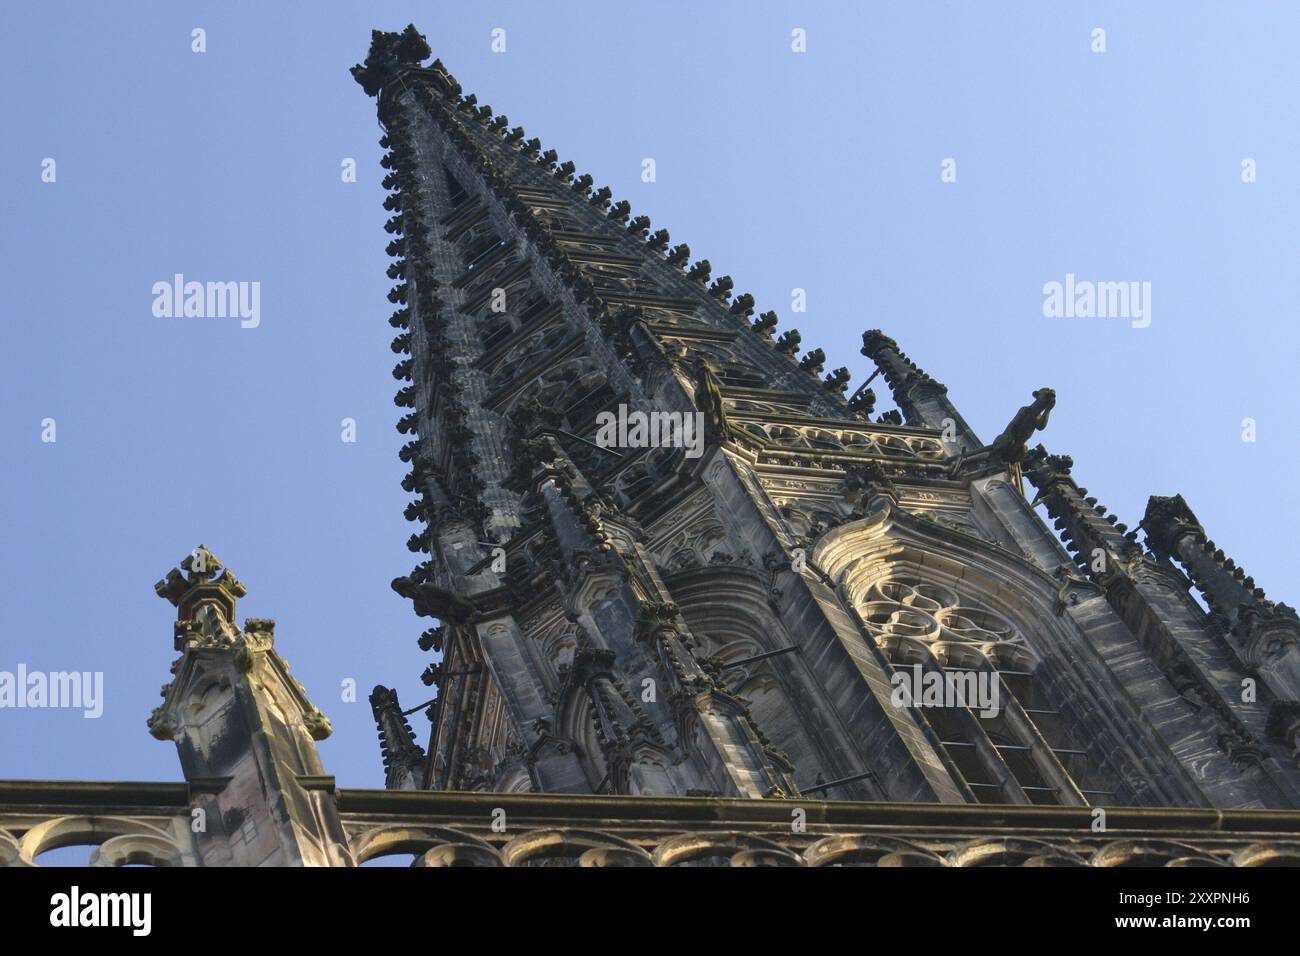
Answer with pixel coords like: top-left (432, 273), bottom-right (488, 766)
top-left (861, 578), bottom-right (1116, 806)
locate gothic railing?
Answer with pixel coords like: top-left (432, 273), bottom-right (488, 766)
top-left (6, 781), bottom-right (1300, 866)
top-left (0, 781), bottom-right (196, 867)
top-left (337, 789), bottom-right (1300, 867)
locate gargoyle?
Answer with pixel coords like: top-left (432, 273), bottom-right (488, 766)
top-left (990, 388), bottom-right (1056, 463)
top-left (950, 388), bottom-right (1056, 476)
top-left (391, 578), bottom-right (482, 623)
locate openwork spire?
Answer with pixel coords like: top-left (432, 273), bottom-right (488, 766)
top-left (348, 24), bottom-right (1300, 812)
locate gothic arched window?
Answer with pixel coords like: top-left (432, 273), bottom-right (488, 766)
top-left (862, 577), bottom-right (1117, 806)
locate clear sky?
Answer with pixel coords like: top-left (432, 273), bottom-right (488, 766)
top-left (2, 1), bottom-right (1297, 789)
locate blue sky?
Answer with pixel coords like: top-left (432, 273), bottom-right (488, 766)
top-left (2, 1), bottom-right (1297, 788)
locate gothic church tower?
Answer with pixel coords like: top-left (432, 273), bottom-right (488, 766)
top-left (355, 25), bottom-right (1300, 810)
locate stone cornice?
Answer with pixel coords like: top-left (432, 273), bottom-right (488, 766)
top-left (333, 787), bottom-right (1300, 834)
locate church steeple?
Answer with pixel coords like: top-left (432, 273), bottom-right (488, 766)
top-left (353, 25), bottom-right (1300, 811)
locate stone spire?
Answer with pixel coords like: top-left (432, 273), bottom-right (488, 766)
top-left (349, 23), bottom-right (1300, 811)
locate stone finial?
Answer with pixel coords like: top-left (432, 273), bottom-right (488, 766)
top-left (154, 545), bottom-right (247, 630)
top-left (859, 329), bottom-right (948, 406)
top-left (1140, 494), bottom-right (1202, 560)
top-left (860, 329), bottom-right (900, 358)
top-left (1142, 493), bottom-right (1281, 619)
top-left (1023, 444), bottom-right (1073, 482)
top-left (351, 25), bottom-right (444, 97)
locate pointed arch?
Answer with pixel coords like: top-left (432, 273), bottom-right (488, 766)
top-left (665, 566), bottom-right (884, 799)
top-left (812, 505), bottom-right (1140, 805)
